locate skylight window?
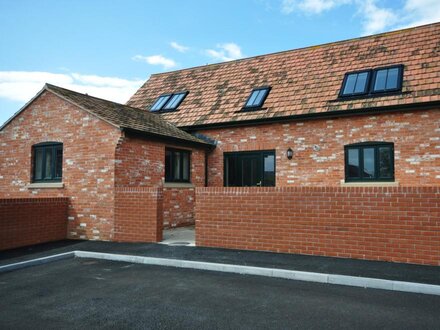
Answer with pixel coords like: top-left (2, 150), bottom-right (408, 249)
top-left (150, 92), bottom-right (188, 112)
top-left (244, 87), bottom-right (271, 109)
top-left (339, 65), bottom-right (403, 98)
top-left (341, 71), bottom-right (370, 96)
top-left (150, 95), bottom-right (171, 111)
top-left (372, 66), bottom-right (402, 93)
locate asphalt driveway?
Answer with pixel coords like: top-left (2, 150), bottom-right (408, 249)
top-left (0, 258), bottom-right (439, 329)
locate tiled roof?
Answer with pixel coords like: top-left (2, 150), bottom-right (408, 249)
top-left (45, 84), bottom-right (211, 146)
top-left (127, 23), bottom-right (440, 128)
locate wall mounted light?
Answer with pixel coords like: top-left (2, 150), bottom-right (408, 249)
top-left (286, 147), bottom-right (293, 160)
top-left (313, 145), bottom-right (321, 152)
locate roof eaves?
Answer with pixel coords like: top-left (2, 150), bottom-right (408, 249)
top-left (121, 127), bottom-right (215, 149)
top-left (181, 100), bottom-right (440, 131)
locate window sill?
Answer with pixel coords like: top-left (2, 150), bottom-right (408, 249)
top-left (27, 182), bottom-right (64, 189)
top-left (340, 181), bottom-right (399, 187)
top-left (163, 182), bottom-right (194, 188)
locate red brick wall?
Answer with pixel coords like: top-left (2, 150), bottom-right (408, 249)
top-left (115, 134), bottom-right (205, 227)
top-left (199, 108), bottom-right (440, 187)
top-left (115, 135), bottom-right (165, 187)
top-left (0, 91), bottom-right (121, 241)
top-left (195, 187), bottom-right (440, 266)
top-left (114, 187), bottom-right (163, 242)
top-left (0, 198), bottom-right (68, 250)
top-left (163, 188), bottom-right (195, 228)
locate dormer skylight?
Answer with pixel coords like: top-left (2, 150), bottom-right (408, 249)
top-left (243, 87), bottom-right (271, 109)
top-left (150, 92), bottom-right (188, 112)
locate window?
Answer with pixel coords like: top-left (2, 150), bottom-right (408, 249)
top-left (32, 142), bottom-right (63, 182)
top-left (243, 87), bottom-right (271, 109)
top-left (371, 66), bottom-right (402, 93)
top-left (344, 142), bottom-right (394, 182)
top-left (341, 71), bottom-right (370, 97)
top-left (339, 65), bottom-right (403, 98)
top-left (224, 150), bottom-right (275, 187)
top-left (165, 148), bottom-right (190, 182)
top-left (150, 92), bottom-right (188, 112)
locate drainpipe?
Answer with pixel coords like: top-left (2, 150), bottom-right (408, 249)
top-left (204, 150), bottom-right (209, 187)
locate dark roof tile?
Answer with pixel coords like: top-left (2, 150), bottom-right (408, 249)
top-left (45, 84), bottom-right (210, 146)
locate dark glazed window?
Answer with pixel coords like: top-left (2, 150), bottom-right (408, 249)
top-left (33, 142), bottom-right (63, 182)
top-left (150, 92), bottom-right (188, 112)
top-left (344, 142), bottom-right (394, 182)
top-left (165, 148), bottom-right (191, 183)
top-left (224, 150), bottom-right (275, 187)
top-left (372, 66), bottom-right (403, 93)
top-left (243, 87), bottom-right (271, 109)
top-left (341, 71), bottom-right (370, 96)
top-left (339, 65), bottom-right (403, 98)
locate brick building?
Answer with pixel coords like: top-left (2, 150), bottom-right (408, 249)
top-left (1, 23), bottom-right (439, 264)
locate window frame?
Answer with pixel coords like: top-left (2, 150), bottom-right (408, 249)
top-left (344, 142), bottom-right (394, 182)
top-left (339, 64), bottom-right (404, 99)
top-left (370, 64), bottom-right (404, 94)
top-left (339, 69), bottom-right (372, 98)
top-left (150, 91), bottom-right (188, 112)
top-left (165, 147), bottom-right (191, 183)
top-left (32, 142), bottom-right (63, 183)
top-left (242, 86), bottom-right (271, 110)
top-left (223, 150), bottom-right (276, 187)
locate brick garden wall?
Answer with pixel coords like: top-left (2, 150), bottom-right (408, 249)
top-left (0, 198), bottom-right (68, 250)
top-left (199, 108), bottom-right (440, 187)
top-left (114, 187), bottom-right (163, 242)
top-left (195, 187), bottom-right (440, 265)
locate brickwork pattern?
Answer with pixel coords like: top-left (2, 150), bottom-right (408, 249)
top-left (201, 108), bottom-right (440, 187)
top-left (0, 198), bottom-right (68, 250)
top-left (0, 91), bottom-right (121, 240)
top-left (115, 135), bottom-right (205, 227)
top-left (163, 188), bottom-right (195, 228)
top-left (114, 187), bottom-right (163, 242)
top-left (196, 187), bottom-right (440, 266)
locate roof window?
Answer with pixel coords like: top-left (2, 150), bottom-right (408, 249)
top-left (150, 92), bottom-right (188, 112)
top-left (243, 87), bottom-right (271, 109)
top-left (339, 65), bottom-right (403, 98)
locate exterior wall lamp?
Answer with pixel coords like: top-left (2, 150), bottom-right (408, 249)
top-left (286, 147), bottom-right (293, 160)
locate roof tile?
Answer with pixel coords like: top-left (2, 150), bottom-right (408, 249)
top-left (127, 23), bottom-right (440, 128)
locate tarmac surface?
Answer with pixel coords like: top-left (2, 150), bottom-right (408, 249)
top-left (1, 240), bottom-right (439, 285)
top-left (1, 258), bottom-right (439, 329)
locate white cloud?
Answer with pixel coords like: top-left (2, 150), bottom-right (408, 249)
top-left (280, 0), bottom-right (440, 36)
top-left (206, 43), bottom-right (244, 62)
top-left (132, 54), bottom-right (177, 69)
top-left (170, 41), bottom-right (189, 53)
top-left (400, 0), bottom-right (440, 28)
top-left (0, 71), bottom-right (144, 104)
top-left (358, 0), bottom-right (398, 35)
top-left (281, 0), bottom-right (351, 15)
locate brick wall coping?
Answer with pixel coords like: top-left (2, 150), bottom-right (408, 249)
top-left (0, 198), bottom-right (69, 204)
top-left (195, 186), bottom-right (440, 194)
top-left (115, 186), bottom-right (163, 197)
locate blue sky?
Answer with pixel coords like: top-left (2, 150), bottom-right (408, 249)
top-left (1, 0), bottom-right (439, 125)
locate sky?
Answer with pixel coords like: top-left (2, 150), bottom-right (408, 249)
top-left (1, 0), bottom-right (439, 126)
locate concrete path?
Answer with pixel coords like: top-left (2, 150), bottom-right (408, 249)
top-left (160, 226), bottom-right (195, 246)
